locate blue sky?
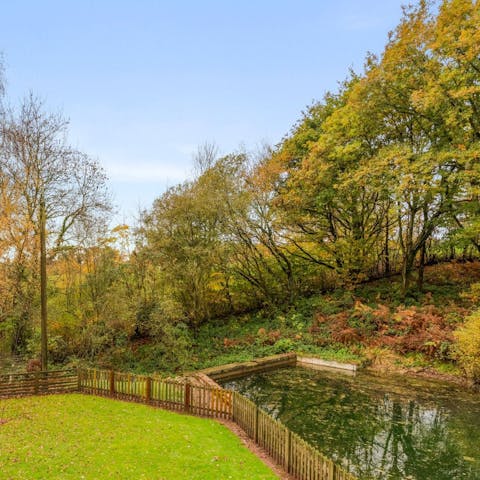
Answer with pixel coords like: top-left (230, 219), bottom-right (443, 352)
top-left (1, 1), bottom-right (404, 221)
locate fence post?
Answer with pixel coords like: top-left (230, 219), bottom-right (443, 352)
top-left (109, 370), bottom-right (115, 396)
top-left (145, 376), bottom-right (152, 404)
top-left (184, 382), bottom-right (191, 413)
top-left (285, 428), bottom-right (291, 473)
top-left (228, 391), bottom-right (233, 420)
top-left (254, 405), bottom-right (259, 443)
top-left (77, 368), bottom-right (81, 392)
top-left (34, 371), bottom-right (39, 395)
top-left (329, 459), bottom-right (334, 480)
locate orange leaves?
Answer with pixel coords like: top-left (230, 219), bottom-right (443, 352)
top-left (392, 306), bottom-right (418, 326)
top-left (316, 296), bottom-right (458, 360)
top-left (426, 261), bottom-right (480, 287)
top-left (331, 327), bottom-right (361, 345)
top-left (256, 328), bottom-right (281, 346)
top-left (223, 338), bottom-right (240, 348)
top-left (371, 304), bottom-right (390, 323)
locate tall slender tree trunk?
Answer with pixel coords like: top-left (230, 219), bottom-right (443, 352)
top-left (40, 195), bottom-right (48, 371)
top-left (223, 273), bottom-right (234, 313)
top-left (401, 253), bottom-right (414, 296)
top-left (384, 214), bottom-right (390, 276)
top-left (417, 243), bottom-right (426, 292)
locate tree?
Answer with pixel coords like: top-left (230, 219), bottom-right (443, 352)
top-left (271, 79), bottom-right (390, 285)
top-left (139, 149), bottom-right (244, 327)
top-left (427, 0), bottom-right (480, 257)
top-left (225, 148), bottom-right (305, 303)
top-left (361, 1), bottom-right (478, 292)
top-left (0, 95), bottom-right (111, 369)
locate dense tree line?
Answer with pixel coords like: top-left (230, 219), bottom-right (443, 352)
top-left (0, 0), bottom-right (479, 371)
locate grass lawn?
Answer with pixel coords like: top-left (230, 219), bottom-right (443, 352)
top-left (0, 394), bottom-right (277, 480)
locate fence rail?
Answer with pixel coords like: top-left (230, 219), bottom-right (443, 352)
top-left (1, 367), bottom-right (357, 480)
top-left (0, 369), bottom-right (77, 398)
top-left (77, 368), bottom-right (232, 418)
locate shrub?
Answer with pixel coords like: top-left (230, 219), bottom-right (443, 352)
top-left (347, 301), bottom-right (381, 337)
top-left (460, 282), bottom-right (480, 304)
top-left (454, 309), bottom-right (480, 386)
top-left (256, 328), bottom-right (281, 346)
top-left (272, 338), bottom-right (295, 353)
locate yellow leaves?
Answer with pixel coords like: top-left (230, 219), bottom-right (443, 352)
top-left (353, 300), bottom-right (372, 315)
top-left (208, 271), bottom-right (227, 292)
top-left (450, 85), bottom-right (480, 99)
top-left (454, 308), bottom-right (480, 383)
top-left (111, 224), bottom-right (129, 233)
top-left (459, 282), bottom-right (480, 304)
top-left (393, 307), bottom-right (418, 324)
top-left (435, 0), bottom-right (480, 54)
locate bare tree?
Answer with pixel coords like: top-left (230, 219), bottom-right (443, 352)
top-left (0, 94), bottom-right (112, 369)
top-left (192, 142), bottom-right (219, 177)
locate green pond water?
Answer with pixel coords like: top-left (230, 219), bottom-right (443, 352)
top-left (221, 366), bottom-right (480, 480)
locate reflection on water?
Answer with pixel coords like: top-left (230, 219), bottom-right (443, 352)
top-left (222, 367), bottom-right (480, 480)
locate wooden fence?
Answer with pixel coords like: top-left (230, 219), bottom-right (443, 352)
top-left (232, 391), bottom-right (355, 480)
top-left (0, 369), bottom-right (77, 398)
top-left (1, 367), bottom-right (357, 480)
top-left (77, 368), bottom-right (232, 419)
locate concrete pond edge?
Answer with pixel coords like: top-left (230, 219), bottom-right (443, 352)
top-left (186, 352), bottom-right (357, 386)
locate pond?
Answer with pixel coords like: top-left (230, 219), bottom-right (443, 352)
top-left (221, 366), bottom-right (480, 480)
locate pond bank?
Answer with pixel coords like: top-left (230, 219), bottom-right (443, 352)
top-left (198, 353), bottom-right (297, 381)
top-left (195, 353), bottom-right (359, 383)
top-left (194, 352), bottom-right (476, 392)
top-left (361, 350), bottom-right (477, 390)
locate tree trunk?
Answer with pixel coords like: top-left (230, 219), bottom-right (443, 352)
top-left (401, 253), bottom-right (415, 296)
top-left (40, 196), bottom-right (48, 371)
top-left (224, 273), bottom-right (234, 313)
top-left (417, 243), bottom-right (426, 292)
top-left (384, 214), bottom-right (390, 275)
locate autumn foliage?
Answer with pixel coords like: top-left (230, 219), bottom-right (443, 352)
top-left (1, 1), bottom-right (480, 380)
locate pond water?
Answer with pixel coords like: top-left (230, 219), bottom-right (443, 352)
top-left (221, 366), bottom-right (480, 480)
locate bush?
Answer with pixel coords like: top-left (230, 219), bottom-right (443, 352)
top-left (460, 282), bottom-right (480, 304)
top-left (139, 302), bottom-right (191, 369)
top-left (454, 309), bottom-right (480, 386)
top-left (272, 338), bottom-right (295, 353)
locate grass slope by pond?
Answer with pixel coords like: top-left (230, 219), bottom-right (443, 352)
top-left (0, 394), bottom-right (277, 480)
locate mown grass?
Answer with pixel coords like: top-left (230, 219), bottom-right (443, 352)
top-left (0, 394), bottom-right (277, 480)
